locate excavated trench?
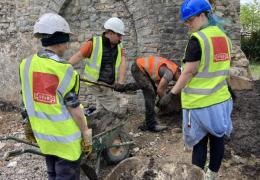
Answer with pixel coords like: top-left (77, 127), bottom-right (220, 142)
top-left (103, 80), bottom-right (260, 179)
top-left (228, 80), bottom-right (260, 157)
top-left (0, 81), bottom-right (259, 179)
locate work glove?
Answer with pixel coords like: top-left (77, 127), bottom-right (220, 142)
top-left (159, 92), bottom-right (179, 109)
top-left (21, 108), bottom-right (36, 143)
top-left (23, 122), bottom-right (36, 143)
top-left (114, 83), bottom-right (126, 92)
top-left (81, 129), bottom-right (93, 154)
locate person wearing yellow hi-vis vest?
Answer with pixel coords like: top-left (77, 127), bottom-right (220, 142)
top-left (69, 17), bottom-right (127, 119)
top-left (159, 0), bottom-right (233, 179)
top-left (19, 13), bottom-right (92, 180)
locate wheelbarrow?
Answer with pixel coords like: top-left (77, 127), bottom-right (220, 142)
top-left (0, 122), bottom-right (133, 180)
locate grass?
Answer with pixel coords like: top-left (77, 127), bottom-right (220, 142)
top-left (249, 61), bottom-right (260, 80)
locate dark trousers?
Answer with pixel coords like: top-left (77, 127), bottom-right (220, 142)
top-left (124, 62), bottom-right (157, 128)
top-left (192, 134), bottom-right (224, 172)
top-left (45, 155), bottom-right (81, 180)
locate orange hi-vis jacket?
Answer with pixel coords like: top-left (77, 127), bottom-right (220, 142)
top-left (136, 56), bottom-right (179, 83)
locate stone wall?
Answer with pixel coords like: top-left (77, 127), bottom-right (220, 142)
top-left (0, 0), bottom-right (247, 108)
top-left (0, 1), bottom-right (19, 103)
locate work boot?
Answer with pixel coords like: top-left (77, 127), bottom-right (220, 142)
top-left (138, 124), bottom-right (167, 132)
top-left (149, 124), bottom-right (167, 132)
top-left (205, 169), bottom-right (218, 180)
top-left (138, 124), bottom-right (148, 131)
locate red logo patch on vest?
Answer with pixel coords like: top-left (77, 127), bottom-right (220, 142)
top-left (33, 72), bottom-right (59, 104)
top-left (211, 37), bottom-right (229, 62)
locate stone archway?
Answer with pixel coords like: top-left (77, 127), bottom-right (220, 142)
top-left (40, 0), bottom-right (71, 14)
top-left (0, 0), bottom-right (250, 105)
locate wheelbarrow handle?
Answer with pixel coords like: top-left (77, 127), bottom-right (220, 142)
top-left (92, 123), bottom-right (125, 139)
top-left (107, 141), bottom-right (134, 148)
top-left (0, 136), bottom-right (39, 147)
top-left (3, 149), bottom-right (44, 160)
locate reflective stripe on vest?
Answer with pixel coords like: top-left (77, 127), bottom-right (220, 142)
top-left (183, 79), bottom-right (227, 95)
top-left (21, 54), bottom-right (82, 161)
top-left (23, 55), bottom-right (81, 143)
top-left (84, 36), bottom-right (102, 82)
top-left (144, 56), bottom-right (160, 81)
top-left (181, 26), bottom-right (231, 109)
top-left (84, 36), bottom-right (122, 83)
top-left (139, 56), bottom-right (178, 81)
top-left (33, 131), bottom-right (81, 143)
top-left (183, 30), bottom-right (229, 95)
top-left (194, 31), bottom-right (229, 78)
top-left (115, 43), bottom-right (123, 78)
top-left (24, 56), bottom-right (75, 122)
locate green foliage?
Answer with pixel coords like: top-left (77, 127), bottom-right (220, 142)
top-left (241, 0), bottom-right (260, 63)
top-left (249, 61), bottom-right (260, 80)
top-left (240, 0), bottom-right (260, 33)
top-left (241, 29), bottom-right (260, 62)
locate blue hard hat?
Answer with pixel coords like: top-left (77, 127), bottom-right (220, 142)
top-left (180, 0), bottom-right (212, 22)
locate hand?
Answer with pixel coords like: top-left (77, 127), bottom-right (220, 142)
top-left (81, 129), bottom-right (93, 154)
top-left (114, 83), bottom-right (126, 92)
top-left (24, 122), bottom-right (36, 143)
top-left (159, 93), bottom-right (178, 109)
top-left (81, 140), bottom-right (93, 154)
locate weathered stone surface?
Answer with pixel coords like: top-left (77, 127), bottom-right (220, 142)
top-left (229, 76), bottom-right (253, 90)
top-left (0, 0), bottom-right (250, 111)
top-left (104, 157), bottom-right (205, 180)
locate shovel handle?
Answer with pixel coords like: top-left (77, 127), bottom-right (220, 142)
top-left (79, 78), bottom-right (114, 89)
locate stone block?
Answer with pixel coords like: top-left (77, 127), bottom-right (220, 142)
top-left (229, 76), bottom-right (253, 90)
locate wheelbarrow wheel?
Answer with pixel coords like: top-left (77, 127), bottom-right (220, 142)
top-left (103, 130), bottom-right (130, 165)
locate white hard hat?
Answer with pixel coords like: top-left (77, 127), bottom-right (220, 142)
top-left (33, 13), bottom-right (72, 37)
top-left (104, 17), bottom-right (125, 35)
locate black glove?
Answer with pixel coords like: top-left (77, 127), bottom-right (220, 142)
top-left (159, 93), bottom-right (178, 109)
top-left (114, 83), bottom-right (126, 92)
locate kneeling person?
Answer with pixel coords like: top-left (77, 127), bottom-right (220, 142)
top-left (114, 56), bottom-right (181, 132)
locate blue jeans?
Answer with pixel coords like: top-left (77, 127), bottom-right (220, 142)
top-left (45, 155), bottom-right (81, 180)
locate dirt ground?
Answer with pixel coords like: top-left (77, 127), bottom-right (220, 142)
top-left (0, 81), bottom-right (259, 180)
top-left (228, 80), bottom-right (260, 157)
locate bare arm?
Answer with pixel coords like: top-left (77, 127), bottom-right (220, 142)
top-left (170, 61), bottom-right (200, 94)
top-left (69, 51), bottom-right (84, 65)
top-left (157, 77), bottom-right (168, 98)
top-left (118, 49), bottom-right (127, 84)
top-left (67, 106), bottom-right (89, 135)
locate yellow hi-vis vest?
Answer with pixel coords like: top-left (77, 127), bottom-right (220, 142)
top-left (20, 54), bottom-right (84, 161)
top-left (83, 36), bottom-right (122, 84)
top-left (181, 26), bottom-right (232, 109)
